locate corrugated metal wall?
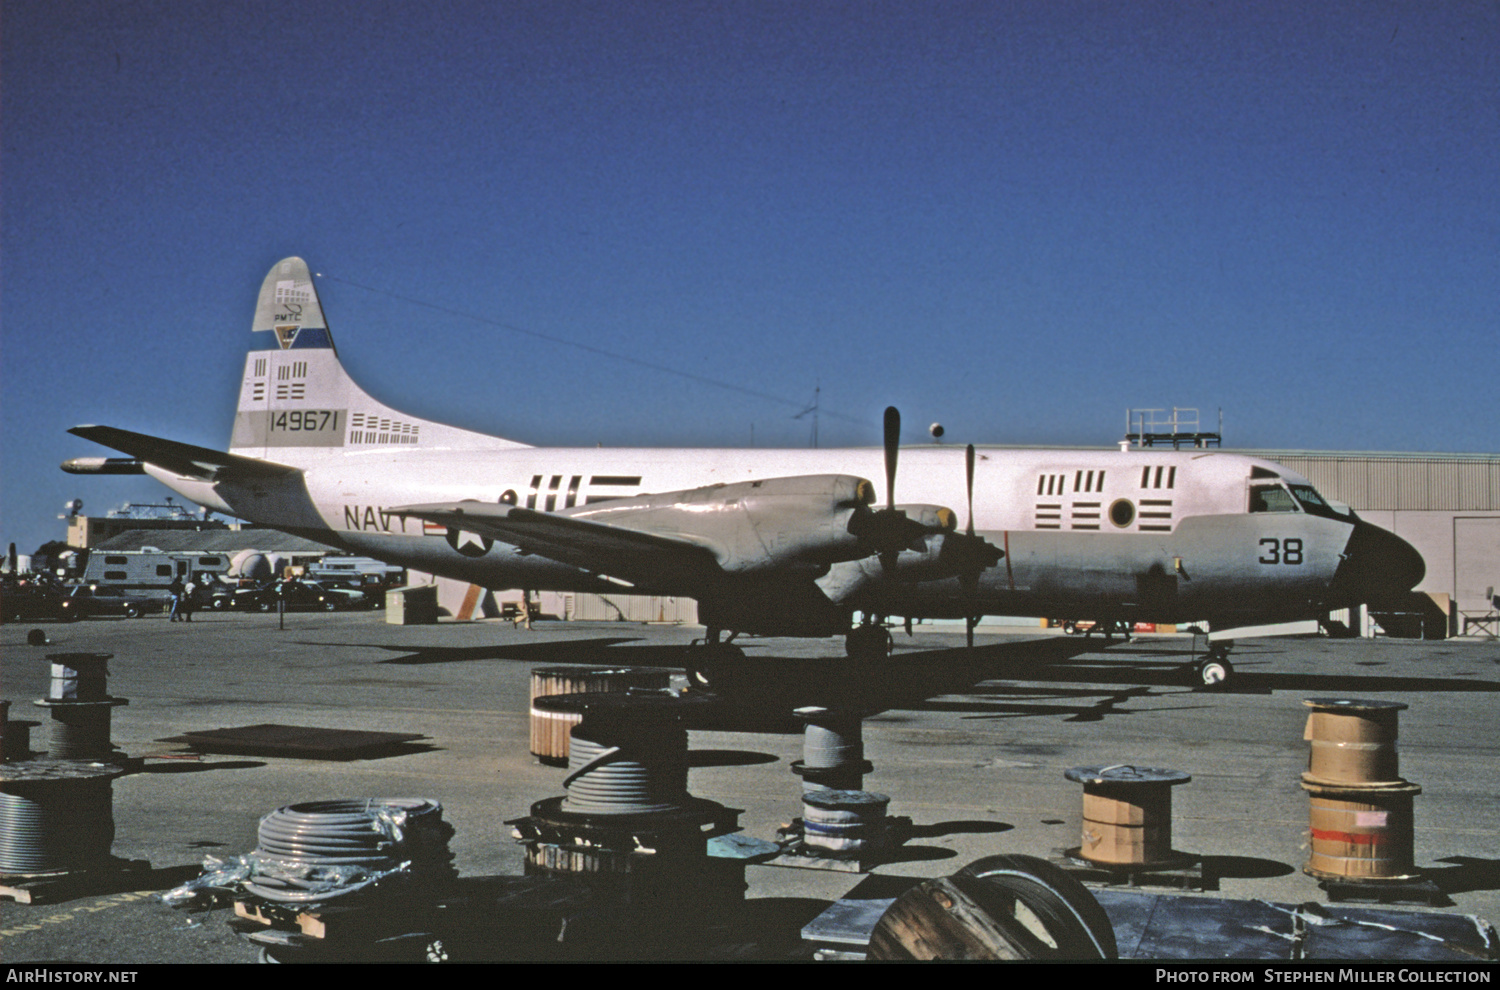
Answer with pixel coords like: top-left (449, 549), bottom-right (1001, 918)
top-left (1253, 454), bottom-right (1500, 511)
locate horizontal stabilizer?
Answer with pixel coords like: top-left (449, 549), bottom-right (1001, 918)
top-left (69, 425), bottom-right (300, 482)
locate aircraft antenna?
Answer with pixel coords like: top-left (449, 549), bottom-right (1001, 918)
top-left (317, 273), bottom-right (867, 427)
top-left (792, 382), bottom-right (820, 448)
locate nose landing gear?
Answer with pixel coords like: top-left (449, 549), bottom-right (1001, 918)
top-left (1190, 641), bottom-right (1234, 691)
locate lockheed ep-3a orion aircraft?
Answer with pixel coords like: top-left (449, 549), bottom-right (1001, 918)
top-left (65, 257), bottom-right (1425, 688)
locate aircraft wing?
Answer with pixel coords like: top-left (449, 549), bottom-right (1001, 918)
top-left (392, 501), bottom-right (722, 589)
top-left (68, 425), bottom-right (300, 482)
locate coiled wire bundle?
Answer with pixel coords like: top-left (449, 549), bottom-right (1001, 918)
top-left (563, 728), bottom-right (690, 815)
top-left (243, 798), bottom-right (455, 904)
top-left (0, 761), bottom-right (122, 874)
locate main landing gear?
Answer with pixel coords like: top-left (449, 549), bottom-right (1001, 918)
top-left (685, 627), bottom-right (743, 690)
top-left (845, 621), bottom-right (894, 661)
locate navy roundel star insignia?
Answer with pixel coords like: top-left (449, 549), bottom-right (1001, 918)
top-left (446, 527), bottom-right (492, 557)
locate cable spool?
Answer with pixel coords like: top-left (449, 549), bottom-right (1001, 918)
top-left (47, 653), bottom-right (114, 701)
top-left (801, 789), bottom-right (891, 856)
top-left (1303, 783), bottom-right (1422, 881)
top-left (35, 653), bottom-right (128, 761)
top-left (514, 691), bottom-right (740, 915)
top-left (529, 666), bottom-right (673, 766)
top-left (564, 729), bottom-right (689, 816)
top-left (1064, 765), bottom-right (1192, 867)
top-left (1300, 698), bottom-right (1423, 882)
top-left (0, 760), bottom-right (124, 875)
top-left (246, 798), bottom-right (456, 903)
top-left (792, 707), bottom-right (873, 793)
top-left (1302, 698), bottom-right (1408, 787)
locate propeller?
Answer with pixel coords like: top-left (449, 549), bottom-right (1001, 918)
top-left (848, 406), bottom-right (924, 569)
top-left (884, 405), bottom-right (900, 515)
top-left (966, 444), bottom-right (978, 648)
top-left (941, 442), bottom-right (1004, 647)
top-left (851, 408), bottom-right (1001, 598)
top-left (879, 406), bottom-right (902, 572)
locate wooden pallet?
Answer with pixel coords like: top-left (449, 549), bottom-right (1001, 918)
top-left (0, 857), bottom-right (151, 904)
top-left (1050, 848), bottom-right (1212, 891)
top-left (1317, 874), bottom-right (1448, 907)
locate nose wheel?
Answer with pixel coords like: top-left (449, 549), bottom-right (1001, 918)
top-left (1188, 640), bottom-right (1234, 690)
top-left (1195, 655), bottom-right (1233, 690)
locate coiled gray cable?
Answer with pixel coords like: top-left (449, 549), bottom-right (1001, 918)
top-left (245, 798), bottom-right (454, 904)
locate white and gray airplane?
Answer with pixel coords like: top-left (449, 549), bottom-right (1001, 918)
top-left (65, 257), bottom-right (1424, 687)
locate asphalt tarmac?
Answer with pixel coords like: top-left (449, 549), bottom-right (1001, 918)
top-left (1, 612), bottom-right (1497, 965)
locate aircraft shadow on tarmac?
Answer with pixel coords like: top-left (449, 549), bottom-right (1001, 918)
top-left (302, 633), bottom-right (1500, 727)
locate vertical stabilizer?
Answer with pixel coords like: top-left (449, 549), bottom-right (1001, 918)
top-left (230, 257), bottom-right (527, 462)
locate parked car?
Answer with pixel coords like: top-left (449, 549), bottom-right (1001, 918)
top-left (201, 584), bottom-right (238, 610)
top-left (1, 579), bottom-right (66, 622)
top-left (238, 579), bottom-right (368, 612)
top-left (59, 585), bottom-right (166, 620)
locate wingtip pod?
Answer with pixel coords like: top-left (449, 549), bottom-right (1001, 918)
top-left (252, 256), bottom-right (335, 353)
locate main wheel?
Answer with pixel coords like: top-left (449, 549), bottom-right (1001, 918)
top-left (845, 624), bottom-right (893, 660)
top-left (685, 642), bottom-right (743, 690)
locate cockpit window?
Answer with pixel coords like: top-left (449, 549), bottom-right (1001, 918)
top-left (1249, 484), bottom-right (1299, 513)
top-left (1289, 484), bottom-right (1350, 520)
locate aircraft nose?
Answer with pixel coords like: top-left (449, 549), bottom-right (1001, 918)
top-left (1331, 519), bottom-right (1426, 606)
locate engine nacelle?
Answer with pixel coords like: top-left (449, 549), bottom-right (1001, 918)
top-left (815, 528), bottom-right (1004, 606)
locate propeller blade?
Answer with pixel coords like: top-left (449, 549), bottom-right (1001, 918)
top-left (965, 444), bottom-right (976, 538)
top-left (883, 406), bottom-right (900, 511)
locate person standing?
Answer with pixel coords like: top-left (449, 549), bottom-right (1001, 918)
top-left (168, 576), bottom-right (185, 622)
top-left (181, 576), bottom-right (198, 623)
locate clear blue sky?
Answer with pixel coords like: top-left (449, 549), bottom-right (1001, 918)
top-left (3, 1), bottom-right (1496, 554)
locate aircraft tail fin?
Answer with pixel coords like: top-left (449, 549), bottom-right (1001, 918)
top-left (229, 257), bottom-right (528, 462)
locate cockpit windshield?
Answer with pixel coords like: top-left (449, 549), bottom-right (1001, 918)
top-left (1289, 484), bottom-right (1350, 520)
top-left (1249, 484), bottom-right (1299, 513)
top-left (1249, 480), bottom-right (1351, 519)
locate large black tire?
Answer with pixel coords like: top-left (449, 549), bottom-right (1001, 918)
top-left (685, 642), bottom-right (744, 690)
top-left (845, 624), bottom-right (893, 660)
top-left (952, 854), bottom-right (1118, 959)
